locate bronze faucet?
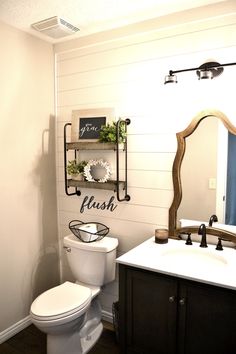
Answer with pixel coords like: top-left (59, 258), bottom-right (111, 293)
top-left (208, 214), bottom-right (218, 227)
top-left (198, 224), bottom-right (208, 248)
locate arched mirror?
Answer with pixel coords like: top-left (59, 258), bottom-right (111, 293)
top-left (169, 109), bottom-right (236, 242)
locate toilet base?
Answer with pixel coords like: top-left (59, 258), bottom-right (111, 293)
top-left (47, 322), bottom-right (103, 354)
top-left (47, 299), bottom-right (103, 354)
top-left (81, 322), bottom-right (103, 354)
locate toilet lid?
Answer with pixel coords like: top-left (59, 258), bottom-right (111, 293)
top-left (31, 281), bottom-right (91, 320)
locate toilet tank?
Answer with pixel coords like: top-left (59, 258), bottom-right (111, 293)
top-left (63, 234), bottom-right (118, 287)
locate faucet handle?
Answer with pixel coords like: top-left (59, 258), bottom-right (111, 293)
top-left (216, 238), bottom-right (223, 251)
top-left (185, 233), bottom-right (192, 245)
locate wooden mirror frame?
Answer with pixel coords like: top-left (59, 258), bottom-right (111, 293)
top-left (168, 109), bottom-right (236, 243)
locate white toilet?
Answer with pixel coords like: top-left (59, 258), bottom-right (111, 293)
top-left (30, 234), bottom-right (118, 354)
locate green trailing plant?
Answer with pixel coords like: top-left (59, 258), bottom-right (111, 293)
top-left (66, 160), bottom-right (87, 175)
top-left (99, 121), bottom-right (126, 143)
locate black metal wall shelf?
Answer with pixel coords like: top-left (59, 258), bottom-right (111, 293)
top-left (64, 118), bottom-right (131, 202)
top-left (67, 179), bottom-right (125, 191)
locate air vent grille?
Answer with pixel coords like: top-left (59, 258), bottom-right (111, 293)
top-left (32, 17), bottom-right (58, 31)
top-left (60, 18), bottom-right (79, 32)
top-left (31, 16), bottom-right (79, 39)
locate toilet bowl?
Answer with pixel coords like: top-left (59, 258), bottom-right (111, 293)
top-left (30, 235), bottom-right (118, 354)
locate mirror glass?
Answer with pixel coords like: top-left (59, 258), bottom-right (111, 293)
top-left (168, 109), bottom-right (236, 241)
top-left (177, 117), bottom-right (228, 224)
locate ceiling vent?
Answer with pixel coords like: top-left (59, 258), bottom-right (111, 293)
top-left (31, 16), bottom-right (79, 39)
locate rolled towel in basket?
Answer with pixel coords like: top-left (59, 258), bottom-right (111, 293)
top-left (79, 223), bottom-right (98, 242)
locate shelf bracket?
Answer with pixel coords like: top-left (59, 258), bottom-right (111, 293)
top-left (64, 123), bottom-right (81, 196)
top-left (116, 118), bottom-right (131, 202)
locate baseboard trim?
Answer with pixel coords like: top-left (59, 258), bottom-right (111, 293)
top-left (102, 310), bottom-right (113, 324)
top-left (0, 316), bottom-right (31, 344)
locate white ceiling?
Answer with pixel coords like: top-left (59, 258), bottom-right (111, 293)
top-left (0, 0), bottom-right (229, 43)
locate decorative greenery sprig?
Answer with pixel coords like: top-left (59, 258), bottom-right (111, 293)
top-left (99, 121), bottom-right (126, 143)
top-left (66, 160), bottom-right (87, 175)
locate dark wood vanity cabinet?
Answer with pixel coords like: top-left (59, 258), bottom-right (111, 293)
top-left (119, 265), bottom-right (236, 354)
top-left (119, 265), bottom-right (177, 354)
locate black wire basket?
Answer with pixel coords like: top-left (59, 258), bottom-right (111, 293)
top-left (69, 220), bottom-right (109, 243)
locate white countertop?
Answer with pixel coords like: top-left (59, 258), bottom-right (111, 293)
top-left (116, 237), bottom-right (236, 290)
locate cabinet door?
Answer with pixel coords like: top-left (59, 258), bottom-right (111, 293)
top-left (177, 280), bottom-right (236, 354)
top-left (119, 266), bottom-right (178, 354)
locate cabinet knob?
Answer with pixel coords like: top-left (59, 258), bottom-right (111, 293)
top-left (169, 296), bottom-right (175, 303)
top-left (179, 298), bottom-right (185, 306)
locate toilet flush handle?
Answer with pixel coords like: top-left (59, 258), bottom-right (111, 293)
top-left (63, 246), bottom-right (71, 253)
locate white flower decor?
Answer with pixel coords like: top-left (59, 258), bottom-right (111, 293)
top-left (84, 159), bottom-right (111, 183)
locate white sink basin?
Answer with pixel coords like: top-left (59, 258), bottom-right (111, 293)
top-left (160, 247), bottom-right (228, 269)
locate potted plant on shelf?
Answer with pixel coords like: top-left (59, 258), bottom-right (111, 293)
top-left (66, 160), bottom-right (87, 181)
top-left (99, 121), bottom-right (126, 144)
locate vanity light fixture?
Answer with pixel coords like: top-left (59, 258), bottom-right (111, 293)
top-left (164, 72), bottom-right (178, 84)
top-left (164, 61), bottom-right (236, 84)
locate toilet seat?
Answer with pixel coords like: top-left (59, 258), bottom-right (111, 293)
top-left (30, 281), bottom-right (91, 322)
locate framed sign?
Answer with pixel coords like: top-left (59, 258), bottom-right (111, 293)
top-left (71, 108), bottom-right (114, 142)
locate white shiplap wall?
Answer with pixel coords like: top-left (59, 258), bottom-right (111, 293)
top-left (55, 8), bottom-right (236, 318)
